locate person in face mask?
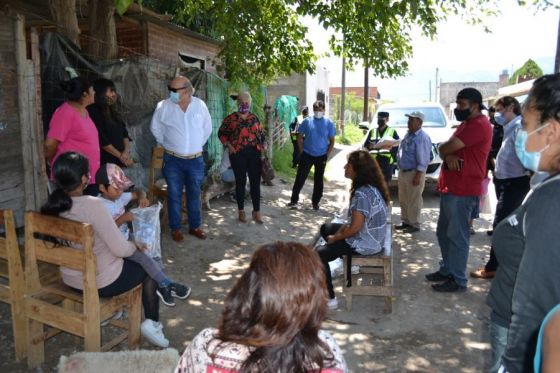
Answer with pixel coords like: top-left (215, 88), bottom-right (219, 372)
top-left (426, 87), bottom-right (492, 293)
top-left (470, 96), bottom-right (530, 280)
top-left (288, 100), bottom-right (336, 211)
top-left (218, 92), bottom-right (266, 224)
top-left (365, 111), bottom-right (400, 185)
top-left (150, 76), bottom-right (213, 243)
top-left (485, 106), bottom-right (504, 236)
top-left (486, 73), bottom-right (560, 373)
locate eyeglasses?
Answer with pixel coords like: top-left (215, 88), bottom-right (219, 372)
top-left (168, 86), bottom-right (189, 93)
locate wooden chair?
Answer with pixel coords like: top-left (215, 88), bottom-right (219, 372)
top-left (0, 209), bottom-right (26, 361)
top-left (23, 212), bottom-right (142, 369)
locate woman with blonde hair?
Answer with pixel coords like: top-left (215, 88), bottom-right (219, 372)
top-left (218, 92), bottom-right (266, 224)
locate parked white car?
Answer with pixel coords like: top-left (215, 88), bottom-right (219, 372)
top-left (359, 102), bottom-right (454, 179)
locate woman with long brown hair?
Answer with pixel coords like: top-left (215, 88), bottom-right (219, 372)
top-left (317, 150), bottom-right (390, 310)
top-left (175, 242), bottom-right (347, 373)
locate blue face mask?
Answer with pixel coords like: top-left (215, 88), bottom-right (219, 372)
top-left (169, 91), bottom-right (180, 104)
top-left (514, 123), bottom-right (550, 172)
top-left (494, 112), bottom-right (507, 126)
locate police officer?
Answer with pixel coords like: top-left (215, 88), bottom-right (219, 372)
top-left (365, 111), bottom-right (400, 184)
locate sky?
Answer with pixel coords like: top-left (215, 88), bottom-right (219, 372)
top-left (305, 1), bottom-right (559, 102)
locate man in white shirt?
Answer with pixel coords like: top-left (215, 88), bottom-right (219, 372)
top-left (150, 76), bottom-right (212, 242)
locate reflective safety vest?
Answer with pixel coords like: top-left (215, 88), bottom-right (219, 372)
top-left (370, 126), bottom-right (397, 164)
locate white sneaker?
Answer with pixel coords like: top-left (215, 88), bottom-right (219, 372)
top-left (141, 319), bottom-right (169, 348)
top-left (327, 297), bottom-right (338, 310)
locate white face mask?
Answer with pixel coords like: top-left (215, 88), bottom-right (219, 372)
top-left (314, 111), bottom-right (324, 119)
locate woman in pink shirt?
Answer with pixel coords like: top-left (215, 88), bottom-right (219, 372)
top-left (44, 77), bottom-right (100, 196)
top-left (40, 152), bottom-right (169, 348)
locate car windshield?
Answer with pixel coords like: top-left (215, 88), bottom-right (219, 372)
top-left (382, 107), bottom-right (447, 128)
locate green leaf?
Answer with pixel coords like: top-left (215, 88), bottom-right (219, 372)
top-left (114, 0), bottom-right (134, 16)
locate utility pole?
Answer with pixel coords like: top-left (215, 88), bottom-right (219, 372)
top-left (340, 55), bottom-right (346, 136)
top-left (555, 10), bottom-right (560, 73)
top-left (434, 67), bottom-right (439, 103)
top-left (429, 80), bottom-right (432, 101)
top-left (363, 60), bottom-right (369, 122)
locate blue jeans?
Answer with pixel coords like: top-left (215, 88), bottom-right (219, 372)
top-left (489, 318), bottom-right (508, 373)
top-left (162, 153), bottom-right (204, 231)
top-left (436, 193), bottom-right (478, 287)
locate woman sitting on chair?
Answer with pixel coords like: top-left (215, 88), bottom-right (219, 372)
top-left (40, 151), bottom-right (168, 348)
top-left (317, 150), bottom-right (390, 310)
top-left (175, 241), bottom-right (347, 372)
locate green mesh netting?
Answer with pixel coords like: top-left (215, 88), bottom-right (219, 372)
top-left (273, 95), bottom-right (298, 132)
top-left (205, 73), bottom-right (229, 174)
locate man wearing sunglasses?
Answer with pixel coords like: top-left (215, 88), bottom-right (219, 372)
top-left (150, 76), bottom-right (213, 242)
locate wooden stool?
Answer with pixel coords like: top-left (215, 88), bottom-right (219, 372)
top-left (343, 224), bottom-right (393, 313)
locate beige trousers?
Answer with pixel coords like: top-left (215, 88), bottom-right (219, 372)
top-left (398, 170), bottom-right (426, 228)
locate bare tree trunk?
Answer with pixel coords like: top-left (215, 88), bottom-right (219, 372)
top-left (49, 0), bottom-right (80, 47)
top-left (87, 0), bottom-right (118, 59)
top-left (363, 62), bottom-right (369, 122)
top-left (555, 10), bottom-right (560, 74)
top-left (340, 55), bottom-right (346, 137)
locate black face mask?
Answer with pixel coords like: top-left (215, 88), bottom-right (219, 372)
top-left (377, 119), bottom-right (386, 126)
top-left (454, 107), bottom-right (471, 122)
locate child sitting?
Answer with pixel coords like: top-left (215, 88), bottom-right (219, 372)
top-left (95, 163), bottom-right (190, 307)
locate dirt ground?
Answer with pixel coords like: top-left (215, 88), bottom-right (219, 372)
top-left (0, 144), bottom-right (497, 372)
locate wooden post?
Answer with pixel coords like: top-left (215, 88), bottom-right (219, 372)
top-left (14, 17), bottom-right (47, 211)
top-left (29, 28), bottom-right (48, 206)
top-left (265, 105), bottom-right (273, 160)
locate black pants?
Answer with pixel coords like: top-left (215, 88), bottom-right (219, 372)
top-left (375, 156), bottom-right (393, 185)
top-left (98, 259), bottom-right (160, 321)
top-left (230, 146), bottom-right (262, 212)
top-left (291, 138), bottom-right (300, 167)
top-left (485, 176), bottom-right (530, 271)
top-left (290, 152), bottom-right (327, 206)
top-left (316, 223), bottom-right (357, 299)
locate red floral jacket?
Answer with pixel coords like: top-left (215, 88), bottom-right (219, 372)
top-left (218, 112), bottom-right (265, 153)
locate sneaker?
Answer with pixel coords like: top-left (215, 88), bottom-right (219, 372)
top-left (312, 204), bottom-right (320, 211)
top-left (157, 285), bottom-right (176, 307)
top-left (170, 283), bottom-right (192, 299)
top-left (287, 202), bottom-right (299, 210)
top-left (425, 271), bottom-right (452, 282)
top-left (327, 297), bottom-right (338, 310)
top-left (394, 223), bottom-right (411, 230)
top-left (431, 278), bottom-right (467, 293)
top-left (402, 226), bottom-right (420, 233)
top-left (141, 319), bottom-right (169, 348)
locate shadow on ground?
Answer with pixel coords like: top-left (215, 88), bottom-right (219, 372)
top-left (0, 147), bottom-right (496, 372)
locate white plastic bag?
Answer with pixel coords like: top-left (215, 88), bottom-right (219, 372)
top-left (130, 202), bottom-right (162, 259)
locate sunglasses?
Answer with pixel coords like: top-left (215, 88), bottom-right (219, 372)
top-left (168, 86), bottom-right (189, 93)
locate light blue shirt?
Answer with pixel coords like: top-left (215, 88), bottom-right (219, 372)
top-left (345, 185), bottom-right (388, 255)
top-left (397, 129), bottom-right (432, 172)
top-left (298, 117), bottom-right (336, 157)
top-left (495, 116), bottom-right (529, 179)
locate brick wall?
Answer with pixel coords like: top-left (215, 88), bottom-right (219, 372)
top-left (146, 22), bottom-right (219, 72)
top-left (117, 21), bottom-right (145, 58)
